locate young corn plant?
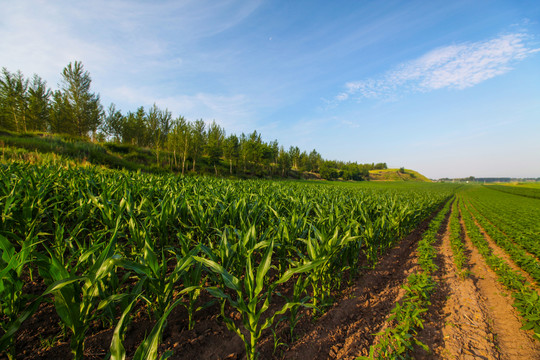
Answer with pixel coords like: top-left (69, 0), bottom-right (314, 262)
top-left (109, 294), bottom-right (186, 360)
top-left (120, 237), bottom-right (198, 320)
top-left (34, 230), bottom-right (123, 360)
top-left (296, 227), bottom-right (357, 313)
top-left (0, 235), bottom-right (38, 359)
top-left (276, 274), bottom-right (311, 342)
top-left (194, 239), bottom-right (323, 360)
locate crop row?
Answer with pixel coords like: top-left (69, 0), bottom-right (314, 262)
top-left (463, 199), bottom-right (540, 286)
top-left (459, 199), bottom-right (540, 341)
top-left (361, 197), bottom-right (453, 359)
top-left (485, 184), bottom-right (540, 200)
top-left (464, 187), bottom-right (540, 259)
top-left (447, 198), bottom-right (467, 276)
top-left (0, 162), bottom-right (453, 359)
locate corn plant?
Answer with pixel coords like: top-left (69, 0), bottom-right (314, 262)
top-left (109, 294), bottom-right (184, 360)
top-left (0, 235), bottom-right (38, 359)
top-left (276, 275), bottom-right (311, 342)
top-left (178, 249), bottom-right (208, 330)
top-left (195, 239), bottom-right (323, 360)
top-left (120, 238), bottom-right (198, 320)
top-left (34, 230), bottom-right (123, 360)
top-left (296, 227), bottom-right (357, 313)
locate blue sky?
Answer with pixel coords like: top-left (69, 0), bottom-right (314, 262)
top-left (1, 0), bottom-right (539, 179)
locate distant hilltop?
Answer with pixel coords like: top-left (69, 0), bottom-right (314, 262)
top-left (369, 168), bottom-right (431, 182)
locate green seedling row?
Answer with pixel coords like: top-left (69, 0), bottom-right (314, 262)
top-left (464, 199), bottom-right (540, 286)
top-left (361, 197), bottom-right (453, 359)
top-left (459, 199), bottom-right (540, 341)
top-left (448, 198), bottom-right (467, 276)
top-left (464, 186), bottom-right (540, 258)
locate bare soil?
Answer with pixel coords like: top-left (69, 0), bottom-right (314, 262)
top-left (5, 204), bottom-right (540, 360)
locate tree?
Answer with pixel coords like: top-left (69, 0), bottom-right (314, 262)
top-left (308, 149), bottom-right (322, 173)
top-left (223, 134), bottom-right (240, 175)
top-left (190, 119), bottom-right (206, 172)
top-left (168, 116), bottom-right (191, 175)
top-left (277, 146), bottom-right (291, 177)
top-left (57, 61), bottom-right (103, 138)
top-left (239, 133), bottom-right (248, 173)
top-left (289, 146), bottom-right (300, 170)
top-left (0, 68), bottom-right (28, 132)
top-left (101, 103), bottom-right (124, 142)
top-left (146, 103), bottom-right (171, 165)
top-left (267, 140), bottom-right (279, 175)
top-left (205, 121), bottom-right (225, 175)
top-left (246, 130), bottom-right (263, 174)
top-left (27, 74), bottom-right (51, 132)
top-left (49, 90), bottom-right (71, 134)
top-left (122, 107), bottom-right (147, 145)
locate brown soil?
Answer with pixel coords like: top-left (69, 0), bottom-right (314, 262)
top-left (6, 204), bottom-right (540, 360)
top-left (413, 212), bottom-right (499, 359)
top-left (413, 207), bottom-right (540, 360)
top-left (281, 213), bottom-right (429, 360)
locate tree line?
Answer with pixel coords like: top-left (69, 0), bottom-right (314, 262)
top-left (0, 61), bottom-right (387, 179)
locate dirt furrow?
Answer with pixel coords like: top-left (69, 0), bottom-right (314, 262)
top-left (414, 212), bottom-right (499, 360)
top-left (282, 216), bottom-right (433, 360)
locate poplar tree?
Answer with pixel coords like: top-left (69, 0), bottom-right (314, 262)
top-left (190, 119), bottom-right (206, 172)
top-left (56, 61), bottom-right (103, 137)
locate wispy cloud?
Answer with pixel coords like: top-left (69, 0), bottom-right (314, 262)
top-left (107, 85), bottom-right (254, 133)
top-left (336, 33), bottom-right (539, 102)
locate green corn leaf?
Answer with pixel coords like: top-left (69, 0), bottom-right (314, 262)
top-left (132, 297), bottom-right (184, 360)
top-left (276, 258), bottom-right (325, 285)
top-left (110, 296), bottom-right (138, 360)
top-left (193, 256), bottom-right (240, 292)
top-left (254, 240), bottom-right (273, 296)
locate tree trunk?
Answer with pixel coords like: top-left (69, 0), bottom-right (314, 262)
top-left (229, 159), bottom-right (233, 175)
top-left (182, 148), bottom-right (187, 176)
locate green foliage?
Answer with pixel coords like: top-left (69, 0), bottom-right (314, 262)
top-left (485, 184), bottom-right (540, 200)
top-left (458, 194), bottom-right (540, 342)
top-left (0, 161), bottom-right (453, 358)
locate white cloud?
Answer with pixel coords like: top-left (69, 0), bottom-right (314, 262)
top-left (106, 85), bottom-right (254, 133)
top-left (0, 0), bottom-right (263, 90)
top-left (337, 33), bottom-right (539, 101)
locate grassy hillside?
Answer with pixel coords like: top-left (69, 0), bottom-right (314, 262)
top-left (0, 130), bottom-right (161, 172)
top-left (0, 131), bottom-right (430, 182)
top-left (369, 168), bottom-right (431, 182)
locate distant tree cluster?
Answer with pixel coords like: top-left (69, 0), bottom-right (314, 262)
top-left (0, 62), bottom-right (102, 137)
top-left (0, 62), bottom-right (386, 180)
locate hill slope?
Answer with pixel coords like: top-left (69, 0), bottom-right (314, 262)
top-left (0, 131), bottom-right (430, 182)
top-left (369, 168), bottom-right (431, 182)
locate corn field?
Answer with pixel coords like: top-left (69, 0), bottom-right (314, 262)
top-left (0, 162), bottom-right (454, 360)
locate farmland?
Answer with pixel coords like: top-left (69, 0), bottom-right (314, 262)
top-left (1, 162), bottom-right (540, 359)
